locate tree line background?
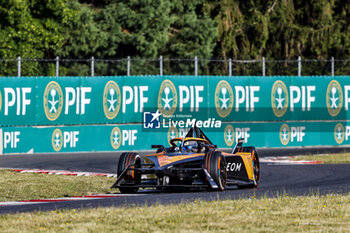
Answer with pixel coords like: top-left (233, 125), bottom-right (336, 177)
top-left (1, 0), bottom-right (350, 76)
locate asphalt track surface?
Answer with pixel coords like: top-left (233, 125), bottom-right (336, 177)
top-left (0, 149), bottom-right (350, 214)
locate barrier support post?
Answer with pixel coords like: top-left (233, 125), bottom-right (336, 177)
top-left (91, 56), bottom-right (95, 77)
top-left (160, 56), bottom-right (163, 76)
top-left (17, 56), bottom-right (21, 77)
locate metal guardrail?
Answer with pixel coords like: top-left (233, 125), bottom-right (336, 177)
top-left (0, 56), bottom-right (349, 77)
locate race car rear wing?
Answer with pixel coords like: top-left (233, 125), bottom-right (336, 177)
top-left (232, 138), bottom-right (245, 154)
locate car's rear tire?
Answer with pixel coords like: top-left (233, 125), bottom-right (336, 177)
top-left (204, 150), bottom-right (227, 191)
top-left (243, 146), bottom-right (260, 188)
top-left (117, 152), bottom-right (141, 193)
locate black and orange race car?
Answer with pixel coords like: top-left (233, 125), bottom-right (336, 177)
top-left (111, 127), bottom-right (260, 193)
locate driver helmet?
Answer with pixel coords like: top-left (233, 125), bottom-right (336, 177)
top-left (184, 141), bottom-right (198, 151)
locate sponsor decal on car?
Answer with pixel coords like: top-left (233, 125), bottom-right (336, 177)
top-left (226, 162), bottom-right (242, 172)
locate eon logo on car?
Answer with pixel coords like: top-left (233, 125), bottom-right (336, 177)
top-left (226, 162), bottom-right (242, 172)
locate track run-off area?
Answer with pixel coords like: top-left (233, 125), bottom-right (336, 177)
top-left (0, 149), bottom-right (349, 214)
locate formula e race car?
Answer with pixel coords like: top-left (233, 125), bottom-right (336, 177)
top-left (111, 127), bottom-right (260, 193)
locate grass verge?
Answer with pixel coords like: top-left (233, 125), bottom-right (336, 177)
top-left (0, 193), bottom-right (349, 232)
top-left (291, 153), bottom-right (350, 164)
top-left (0, 170), bottom-right (115, 202)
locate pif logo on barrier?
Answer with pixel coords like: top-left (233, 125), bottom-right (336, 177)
top-left (111, 127), bottom-right (122, 150)
top-left (334, 123), bottom-right (345, 144)
top-left (103, 81), bottom-right (121, 119)
top-left (52, 128), bottom-right (63, 152)
top-left (271, 80), bottom-right (289, 117)
top-left (167, 126), bottom-right (178, 146)
top-left (110, 127), bottom-right (137, 149)
top-left (279, 124), bottom-right (290, 145)
top-left (279, 124), bottom-right (306, 145)
top-left (44, 81), bottom-right (63, 121)
top-left (326, 80), bottom-right (343, 117)
top-left (224, 124), bottom-right (250, 145)
top-left (224, 124), bottom-right (235, 147)
top-left (158, 80), bottom-right (178, 117)
top-left (51, 128), bottom-right (79, 151)
top-left (215, 80), bottom-right (233, 118)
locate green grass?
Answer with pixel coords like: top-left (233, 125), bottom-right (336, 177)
top-left (0, 170), bottom-right (115, 202)
top-left (0, 193), bottom-right (349, 232)
top-left (0, 167), bottom-right (349, 232)
top-left (291, 153), bottom-right (350, 164)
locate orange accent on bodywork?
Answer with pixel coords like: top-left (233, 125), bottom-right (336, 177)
top-left (222, 152), bottom-right (251, 156)
top-left (156, 153), bottom-right (203, 167)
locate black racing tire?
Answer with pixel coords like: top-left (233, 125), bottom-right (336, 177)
top-left (242, 146), bottom-right (260, 188)
top-left (117, 152), bottom-right (141, 193)
top-left (204, 150), bottom-right (227, 191)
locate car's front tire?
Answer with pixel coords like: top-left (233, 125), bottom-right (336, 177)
top-left (117, 152), bottom-right (141, 193)
top-left (204, 150), bottom-right (227, 191)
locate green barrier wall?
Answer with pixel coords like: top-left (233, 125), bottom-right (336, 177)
top-left (0, 75), bottom-right (349, 154)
